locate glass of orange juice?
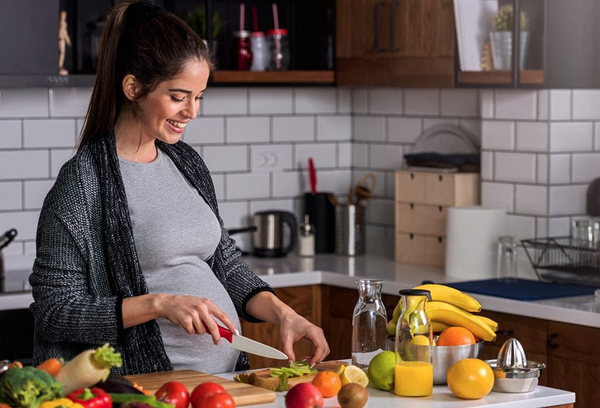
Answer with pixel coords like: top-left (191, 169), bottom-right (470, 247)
top-left (395, 289), bottom-right (433, 397)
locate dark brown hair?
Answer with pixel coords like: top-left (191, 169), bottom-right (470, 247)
top-left (77, 0), bottom-right (214, 151)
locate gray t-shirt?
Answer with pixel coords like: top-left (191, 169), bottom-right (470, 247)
top-left (119, 149), bottom-right (240, 373)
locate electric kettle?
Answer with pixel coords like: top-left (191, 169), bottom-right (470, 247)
top-left (252, 211), bottom-right (297, 257)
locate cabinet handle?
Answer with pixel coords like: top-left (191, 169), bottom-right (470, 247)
top-left (374, 3), bottom-right (384, 52)
top-left (438, 175), bottom-right (443, 182)
top-left (438, 206), bottom-right (443, 212)
top-left (410, 203), bottom-right (414, 210)
top-left (547, 333), bottom-right (559, 349)
top-left (497, 330), bottom-right (514, 336)
top-left (390, 1), bottom-right (400, 52)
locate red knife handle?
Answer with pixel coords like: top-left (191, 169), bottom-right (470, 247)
top-left (308, 158), bottom-right (317, 194)
top-left (202, 321), bottom-right (233, 343)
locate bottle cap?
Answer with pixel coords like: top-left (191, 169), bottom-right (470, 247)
top-left (232, 30), bottom-right (251, 38)
top-left (398, 289), bottom-right (432, 300)
top-left (251, 31), bottom-right (265, 37)
top-left (300, 214), bottom-right (314, 236)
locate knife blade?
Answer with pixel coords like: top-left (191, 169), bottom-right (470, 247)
top-left (207, 323), bottom-right (288, 360)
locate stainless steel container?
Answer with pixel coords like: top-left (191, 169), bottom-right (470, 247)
top-left (486, 359), bottom-right (546, 393)
top-left (433, 341), bottom-right (484, 384)
top-left (335, 204), bottom-right (365, 256)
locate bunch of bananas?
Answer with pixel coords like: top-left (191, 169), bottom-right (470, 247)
top-left (387, 284), bottom-right (498, 342)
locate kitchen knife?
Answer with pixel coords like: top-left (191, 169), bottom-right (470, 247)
top-left (206, 323), bottom-right (288, 360)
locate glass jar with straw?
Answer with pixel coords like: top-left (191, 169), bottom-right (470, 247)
top-left (268, 3), bottom-right (289, 70)
top-left (231, 3), bottom-right (252, 70)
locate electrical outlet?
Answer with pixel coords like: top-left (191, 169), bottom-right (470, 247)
top-left (251, 145), bottom-right (286, 171)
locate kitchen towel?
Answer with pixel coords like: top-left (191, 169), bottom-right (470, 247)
top-left (445, 206), bottom-right (506, 280)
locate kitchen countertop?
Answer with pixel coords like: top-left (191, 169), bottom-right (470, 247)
top-left (2, 254), bottom-right (599, 329)
top-left (215, 370), bottom-right (575, 408)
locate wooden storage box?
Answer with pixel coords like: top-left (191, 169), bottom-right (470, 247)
top-left (395, 170), bottom-right (480, 266)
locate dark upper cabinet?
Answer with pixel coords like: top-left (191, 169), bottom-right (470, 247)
top-left (336, 0), bottom-right (456, 87)
top-left (0, 0), bottom-right (60, 75)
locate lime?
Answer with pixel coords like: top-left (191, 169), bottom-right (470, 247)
top-left (367, 350), bottom-right (395, 391)
top-left (340, 365), bottom-right (369, 387)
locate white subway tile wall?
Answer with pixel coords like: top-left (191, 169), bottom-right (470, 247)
top-left (2, 86), bottom-right (599, 259)
top-left (481, 89), bottom-right (600, 240)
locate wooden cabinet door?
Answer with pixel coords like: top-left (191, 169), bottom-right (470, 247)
top-left (546, 322), bottom-right (600, 407)
top-left (240, 286), bottom-right (322, 369)
top-left (336, 0), bottom-right (456, 87)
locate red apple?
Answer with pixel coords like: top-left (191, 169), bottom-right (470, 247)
top-left (285, 383), bottom-right (324, 408)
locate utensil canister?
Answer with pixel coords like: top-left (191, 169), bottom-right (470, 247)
top-left (335, 203), bottom-right (365, 256)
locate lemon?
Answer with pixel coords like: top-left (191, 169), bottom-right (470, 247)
top-left (409, 335), bottom-right (430, 346)
top-left (367, 350), bottom-right (396, 391)
top-left (340, 365), bottom-right (369, 387)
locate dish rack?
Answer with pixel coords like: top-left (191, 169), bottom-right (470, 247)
top-left (521, 237), bottom-right (600, 287)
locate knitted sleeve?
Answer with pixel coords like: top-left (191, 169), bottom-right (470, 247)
top-left (30, 184), bottom-right (122, 344)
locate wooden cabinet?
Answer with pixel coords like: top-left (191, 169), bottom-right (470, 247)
top-left (394, 170), bottom-right (480, 267)
top-left (335, 0), bottom-right (456, 87)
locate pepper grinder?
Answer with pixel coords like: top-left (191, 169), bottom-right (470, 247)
top-left (298, 214), bottom-right (315, 257)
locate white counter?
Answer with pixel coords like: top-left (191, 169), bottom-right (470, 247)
top-left (216, 370), bottom-right (575, 408)
top-left (2, 254), bottom-right (599, 330)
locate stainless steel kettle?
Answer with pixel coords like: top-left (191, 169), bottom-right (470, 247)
top-left (252, 211), bottom-right (297, 257)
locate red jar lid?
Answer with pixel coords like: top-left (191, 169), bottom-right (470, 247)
top-left (251, 31), bottom-right (265, 37)
top-left (267, 29), bottom-right (288, 36)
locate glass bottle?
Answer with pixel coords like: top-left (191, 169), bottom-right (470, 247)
top-left (250, 31), bottom-right (269, 72)
top-left (267, 29), bottom-right (290, 71)
top-left (496, 235), bottom-right (518, 283)
top-left (395, 289), bottom-right (433, 397)
top-left (298, 214), bottom-right (315, 257)
top-left (231, 30), bottom-right (252, 70)
top-left (351, 279), bottom-right (387, 368)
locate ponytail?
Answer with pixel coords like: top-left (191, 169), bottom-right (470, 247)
top-left (77, 0), bottom-right (212, 151)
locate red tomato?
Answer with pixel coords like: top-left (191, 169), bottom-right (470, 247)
top-left (155, 380), bottom-right (190, 408)
top-left (195, 393), bottom-right (235, 408)
top-left (190, 382), bottom-right (227, 408)
top-left (285, 383), bottom-right (324, 408)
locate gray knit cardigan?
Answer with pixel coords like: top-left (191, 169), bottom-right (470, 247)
top-left (29, 131), bottom-right (273, 374)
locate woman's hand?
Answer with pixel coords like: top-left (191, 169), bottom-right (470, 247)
top-left (279, 312), bottom-right (330, 367)
top-left (246, 291), bottom-right (330, 367)
top-left (122, 294), bottom-right (238, 345)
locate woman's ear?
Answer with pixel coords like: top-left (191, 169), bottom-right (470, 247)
top-left (122, 75), bottom-right (138, 101)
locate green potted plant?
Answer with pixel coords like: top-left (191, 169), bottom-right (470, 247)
top-left (490, 4), bottom-right (529, 71)
top-left (183, 7), bottom-right (227, 51)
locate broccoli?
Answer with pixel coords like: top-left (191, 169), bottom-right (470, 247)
top-left (0, 366), bottom-right (63, 408)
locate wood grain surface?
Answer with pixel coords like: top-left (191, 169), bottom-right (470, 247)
top-left (126, 369), bottom-right (276, 407)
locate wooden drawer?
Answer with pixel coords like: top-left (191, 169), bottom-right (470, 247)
top-left (396, 202), bottom-right (447, 236)
top-left (395, 232), bottom-right (445, 267)
top-left (395, 171), bottom-right (480, 206)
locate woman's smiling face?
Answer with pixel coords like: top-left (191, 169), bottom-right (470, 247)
top-left (136, 58), bottom-right (210, 145)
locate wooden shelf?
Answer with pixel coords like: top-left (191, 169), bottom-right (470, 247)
top-left (211, 70), bottom-right (335, 84)
top-left (458, 70), bottom-right (544, 85)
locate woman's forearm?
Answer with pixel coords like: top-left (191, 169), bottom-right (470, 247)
top-left (245, 291), bottom-right (295, 325)
top-left (122, 294), bottom-right (165, 328)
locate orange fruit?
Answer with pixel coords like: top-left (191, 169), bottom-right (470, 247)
top-left (312, 371), bottom-right (342, 398)
top-left (447, 358), bottom-right (494, 399)
top-left (436, 326), bottom-right (476, 346)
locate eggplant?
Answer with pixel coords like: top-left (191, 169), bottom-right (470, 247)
top-left (93, 374), bottom-right (144, 395)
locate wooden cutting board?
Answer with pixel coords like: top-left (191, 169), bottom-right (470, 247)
top-left (126, 369), bottom-right (276, 407)
top-left (238, 360), bottom-right (347, 391)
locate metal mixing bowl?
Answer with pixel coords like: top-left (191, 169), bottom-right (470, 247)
top-left (433, 341), bottom-right (485, 384)
top-left (486, 359), bottom-right (546, 393)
